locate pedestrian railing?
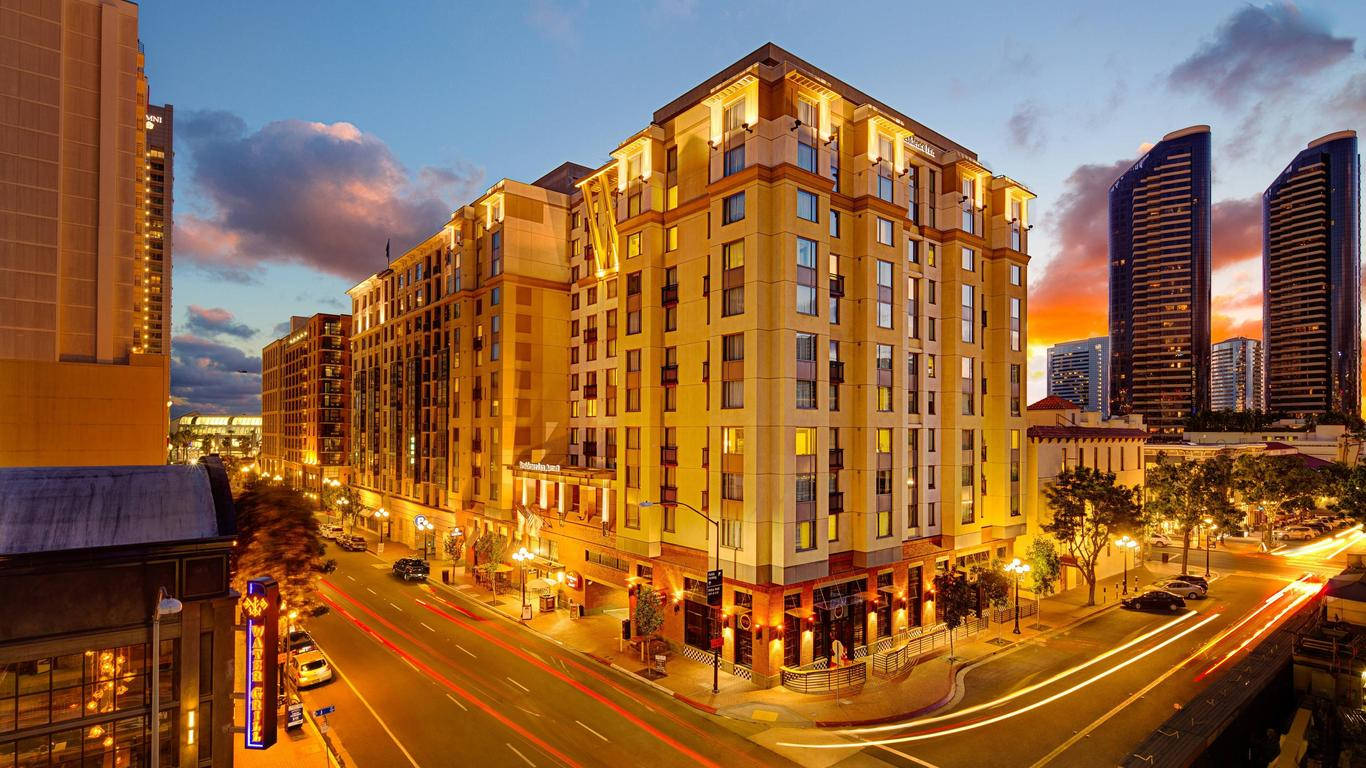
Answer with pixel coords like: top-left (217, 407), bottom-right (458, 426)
top-left (871, 640), bottom-right (915, 679)
top-left (990, 601), bottom-right (1038, 625)
top-left (780, 660), bottom-right (867, 694)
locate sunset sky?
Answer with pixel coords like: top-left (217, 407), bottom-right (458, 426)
top-left (140, 1), bottom-right (1366, 416)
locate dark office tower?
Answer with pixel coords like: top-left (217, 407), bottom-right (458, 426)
top-left (1263, 131), bottom-right (1361, 418)
top-left (1108, 125), bottom-right (1213, 431)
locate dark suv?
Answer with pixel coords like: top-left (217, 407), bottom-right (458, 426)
top-left (392, 557), bottom-right (430, 582)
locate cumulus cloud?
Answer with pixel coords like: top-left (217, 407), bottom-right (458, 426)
top-left (170, 334), bottom-right (261, 414)
top-left (183, 305), bottom-right (257, 339)
top-left (1168, 3), bottom-right (1354, 107)
top-left (1007, 101), bottom-right (1046, 152)
top-left (175, 111), bottom-right (482, 282)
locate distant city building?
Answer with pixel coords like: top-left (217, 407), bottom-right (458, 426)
top-left (0, 0), bottom-right (170, 467)
top-left (1047, 337), bottom-right (1109, 418)
top-left (0, 458), bottom-right (238, 767)
top-left (260, 314), bottom-right (351, 493)
top-left (1210, 337), bottom-right (1264, 412)
top-left (1109, 125), bottom-right (1212, 431)
top-left (169, 411), bottom-right (261, 463)
top-left (141, 103), bottom-right (173, 355)
top-left (1263, 131), bottom-right (1361, 418)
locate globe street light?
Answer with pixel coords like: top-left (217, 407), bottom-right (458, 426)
top-left (1003, 559), bottom-right (1031, 634)
top-left (416, 516), bottom-right (435, 561)
top-left (375, 508), bottom-right (390, 544)
top-left (1115, 535), bottom-right (1138, 594)
top-left (512, 547), bottom-right (533, 620)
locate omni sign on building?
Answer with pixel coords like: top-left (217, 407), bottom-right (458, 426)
top-left (242, 577), bottom-right (280, 750)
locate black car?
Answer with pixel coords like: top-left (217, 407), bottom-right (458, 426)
top-left (392, 557), bottom-right (430, 582)
top-left (1121, 590), bottom-right (1185, 612)
top-left (337, 535), bottom-right (367, 552)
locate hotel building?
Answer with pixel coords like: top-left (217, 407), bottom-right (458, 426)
top-left (0, 0), bottom-right (170, 466)
top-left (1263, 131), bottom-right (1361, 418)
top-left (260, 314), bottom-right (352, 494)
top-left (1046, 337), bottom-right (1109, 418)
top-left (1109, 126), bottom-right (1212, 431)
top-left (139, 103), bottom-right (173, 356)
top-left (1210, 337), bottom-right (1264, 412)
top-left (348, 44), bottom-right (1032, 686)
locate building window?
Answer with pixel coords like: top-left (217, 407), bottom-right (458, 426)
top-left (796, 96), bottom-right (818, 172)
top-left (908, 275), bottom-right (920, 339)
top-left (723, 192), bottom-right (745, 225)
top-left (961, 247), bottom-right (975, 273)
top-left (1010, 363), bottom-right (1022, 416)
top-left (666, 226), bottom-right (679, 252)
top-left (908, 352), bottom-right (920, 414)
top-left (961, 284), bottom-right (975, 344)
top-left (961, 357), bottom-right (975, 416)
top-left (796, 333), bottom-right (817, 409)
top-left (628, 232), bottom-right (642, 259)
top-left (877, 217), bottom-right (894, 246)
top-left (723, 239), bottom-right (744, 269)
top-left (961, 178), bottom-right (976, 233)
top-left (797, 189), bottom-right (818, 222)
top-left (829, 210), bottom-right (840, 238)
top-left (876, 260), bottom-right (893, 329)
top-left (907, 164), bottom-right (919, 223)
top-left (1010, 263), bottom-right (1023, 286)
top-left (722, 333), bottom-right (744, 408)
top-left (796, 237), bottom-right (818, 315)
top-left (1009, 297), bottom-right (1021, 351)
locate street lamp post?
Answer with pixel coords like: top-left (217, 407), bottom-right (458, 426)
top-left (416, 516), bottom-right (435, 560)
top-left (149, 587), bottom-right (182, 768)
top-left (513, 547), bottom-right (532, 620)
top-left (375, 508), bottom-right (390, 553)
top-left (1004, 559), bottom-right (1031, 634)
top-left (641, 499), bottom-right (720, 694)
top-left (1115, 535), bottom-right (1138, 594)
top-left (1203, 517), bottom-right (1214, 578)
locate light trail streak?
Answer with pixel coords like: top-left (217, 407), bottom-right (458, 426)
top-left (1194, 577), bottom-right (1323, 682)
top-left (1187, 576), bottom-right (1307, 660)
top-left (1275, 524), bottom-right (1363, 558)
top-left (779, 612), bottom-right (1221, 749)
top-left (840, 612), bottom-right (1196, 735)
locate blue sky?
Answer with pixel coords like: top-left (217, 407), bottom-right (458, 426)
top-left (142, 1), bottom-right (1366, 415)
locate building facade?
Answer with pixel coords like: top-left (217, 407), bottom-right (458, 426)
top-left (260, 314), bottom-right (351, 495)
top-left (1210, 337), bottom-right (1264, 412)
top-left (0, 459), bottom-right (238, 768)
top-left (1263, 131), bottom-right (1361, 418)
top-left (0, 0), bottom-right (171, 467)
top-left (348, 44), bottom-right (1032, 686)
top-left (1046, 337), bottom-right (1109, 418)
top-left (1109, 125), bottom-right (1212, 431)
top-left (168, 412), bottom-right (261, 464)
top-left (140, 103), bottom-right (173, 356)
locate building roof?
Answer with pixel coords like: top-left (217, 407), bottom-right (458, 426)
top-left (1028, 426), bottom-right (1150, 442)
top-left (1028, 395), bottom-right (1082, 411)
top-left (0, 458), bottom-right (236, 556)
top-left (1326, 570), bottom-right (1366, 602)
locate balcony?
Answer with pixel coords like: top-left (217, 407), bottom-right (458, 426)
top-left (829, 448), bottom-right (844, 469)
top-left (829, 360), bottom-right (845, 384)
top-left (661, 284), bottom-right (679, 307)
top-left (471, 437), bottom-right (483, 452)
top-left (582, 441), bottom-right (597, 458)
top-left (583, 383), bottom-right (598, 399)
top-left (472, 386), bottom-right (483, 401)
top-left (829, 275), bottom-right (845, 298)
top-left (660, 485), bottom-right (678, 505)
top-left (472, 337), bottom-right (484, 351)
top-left (660, 446), bottom-right (678, 466)
top-left (583, 327), bottom-right (598, 344)
top-left (660, 364), bottom-right (679, 386)
top-left (829, 491), bottom-right (844, 514)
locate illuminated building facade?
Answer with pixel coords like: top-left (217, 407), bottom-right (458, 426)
top-left (349, 44), bottom-right (1032, 686)
top-left (0, 0), bottom-right (171, 467)
top-left (1263, 131), bottom-right (1361, 418)
top-left (1047, 337), bottom-right (1109, 418)
top-left (1210, 337), bottom-right (1264, 412)
top-left (168, 412), bottom-right (262, 463)
top-left (1109, 125), bottom-right (1212, 431)
top-left (260, 314), bottom-right (351, 492)
top-left (139, 103), bottom-right (173, 355)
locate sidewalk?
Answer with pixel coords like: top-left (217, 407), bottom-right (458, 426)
top-left (334, 527), bottom-right (1183, 727)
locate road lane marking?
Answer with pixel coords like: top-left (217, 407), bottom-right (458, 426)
top-left (366, 587), bottom-right (377, 595)
top-left (507, 743), bottom-right (535, 766)
top-left (506, 677), bottom-right (530, 693)
top-left (388, 601), bottom-right (402, 611)
top-left (876, 745), bottom-right (942, 768)
top-left (516, 705), bottom-right (543, 718)
top-left (455, 644), bottom-right (476, 658)
top-left (401, 658), bottom-right (420, 673)
top-left (445, 693), bottom-right (468, 711)
top-left (576, 721), bottom-right (609, 742)
top-left (346, 575), bottom-right (355, 581)
top-left (420, 622), bottom-right (436, 632)
top-left (320, 655), bottom-right (423, 768)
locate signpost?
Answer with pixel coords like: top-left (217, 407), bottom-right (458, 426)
top-left (242, 577), bottom-right (280, 751)
top-left (313, 706), bottom-right (335, 717)
top-left (706, 569), bottom-right (722, 607)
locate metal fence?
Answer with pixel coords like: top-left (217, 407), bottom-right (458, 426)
top-left (780, 660), bottom-right (867, 694)
top-left (990, 601), bottom-right (1039, 625)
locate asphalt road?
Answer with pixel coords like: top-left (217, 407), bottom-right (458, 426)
top-left (295, 544), bottom-right (799, 768)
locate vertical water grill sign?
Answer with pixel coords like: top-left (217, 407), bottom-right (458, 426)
top-left (242, 576), bottom-right (280, 750)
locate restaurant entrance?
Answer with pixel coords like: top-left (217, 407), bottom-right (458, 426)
top-left (812, 580), bottom-right (865, 665)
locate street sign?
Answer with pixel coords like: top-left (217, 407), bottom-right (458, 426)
top-left (706, 569), bottom-right (722, 606)
top-left (414, 514), bottom-right (428, 528)
top-left (313, 705), bottom-right (336, 717)
top-left (286, 703), bottom-right (304, 730)
top-left (710, 636), bottom-right (724, 650)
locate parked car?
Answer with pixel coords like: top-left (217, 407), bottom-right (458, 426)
top-left (392, 557), bottom-right (430, 582)
top-left (318, 523), bottom-right (343, 540)
top-left (1277, 526), bottom-right (1317, 541)
top-left (288, 650), bottom-right (333, 688)
top-left (286, 629), bottom-right (316, 653)
top-left (1122, 590), bottom-right (1186, 612)
top-left (1151, 579), bottom-right (1207, 600)
top-left (337, 535), bottom-right (367, 552)
top-left (1173, 574), bottom-right (1210, 590)
top-left (1148, 533), bottom-right (1173, 548)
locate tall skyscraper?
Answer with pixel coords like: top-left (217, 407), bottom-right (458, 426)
top-left (1047, 337), bottom-right (1109, 418)
top-left (0, 0), bottom-right (170, 466)
top-left (1210, 337), bottom-right (1264, 412)
top-left (261, 314), bottom-right (352, 494)
top-left (1263, 131), bottom-right (1361, 417)
top-left (140, 103), bottom-right (173, 355)
top-left (1108, 125), bottom-right (1212, 431)
top-left (347, 43), bottom-right (1032, 687)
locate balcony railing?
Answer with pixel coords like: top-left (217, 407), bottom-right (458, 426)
top-left (829, 361), bottom-right (845, 384)
top-left (829, 448), bottom-right (844, 469)
top-left (660, 446), bottom-right (678, 466)
top-left (583, 327), bottom-right (598, 344)
top-left (829, 275), bottom-right (845, 298)
top-left (829, 491), bottom-right (844, 514)
top-left (660, 364), bottom-right (679, 386)
top-left (661, 284), bottom-right (679, 307)
top-left (583, 384), bottom-right (598, 399)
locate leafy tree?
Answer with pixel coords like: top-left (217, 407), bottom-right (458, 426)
top-left (1232, 453), bottom-right (1323, 546)
top-left (324, 483), bottom-right (362, 533)
top-left (473, 530), bottom-right (508, 599)
top-left (932, 569), bottom-right (976, 660)
top-left (232, 478), bottom-right (326, 614)
top-left (1145, 453), bottom-right (1240, 574)
top-left (443, 529), bottom-right (467, 563)
top-left (634, 584), bottom-right (664, 637)
top-left (1042, 466), bottom-right (1144, 606)
top-left (1325, 462), bottom-right (1366, 523)
top-left (1025, 536), bottom-right (1062, 599)
top-left (973, 561), bottom-right (1011, 612)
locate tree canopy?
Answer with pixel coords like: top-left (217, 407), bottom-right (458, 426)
top-left (1232, 453), bottom-right (1323, 544)
top-left (232, 478), bottom-right (326, 613)
top-left (1145, 453), bottom-right (1241, 573)
top-left (1026, 536), bottom-right (1062, 598)
top-left (1042, 466), bottom-right (1144, 605)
